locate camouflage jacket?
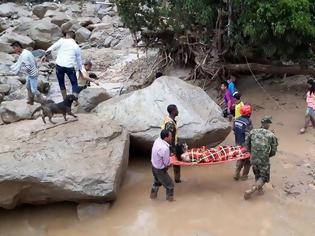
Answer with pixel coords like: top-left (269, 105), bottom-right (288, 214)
top-left (245, 128), bottom-right (278, 165)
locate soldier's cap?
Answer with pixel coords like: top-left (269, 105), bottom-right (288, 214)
top-left (261, 116), bottom-right (272, 124)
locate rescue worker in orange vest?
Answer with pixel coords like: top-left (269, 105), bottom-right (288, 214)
top-left (161, 104), bottom-right (181, 183)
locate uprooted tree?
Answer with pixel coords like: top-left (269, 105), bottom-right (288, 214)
top-left (115, 0), bottom-right (315, 81)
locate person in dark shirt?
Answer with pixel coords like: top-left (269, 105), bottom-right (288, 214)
top-left (233, 104), bottom-right (253, 181)
top-left (161, 104), bottom-right (181, 183)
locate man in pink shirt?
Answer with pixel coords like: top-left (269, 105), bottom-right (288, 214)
top-left (150, 129), bottom-right (174, 201)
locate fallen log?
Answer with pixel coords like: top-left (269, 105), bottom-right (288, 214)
top-left (222, 63), bottom-right (315, 77)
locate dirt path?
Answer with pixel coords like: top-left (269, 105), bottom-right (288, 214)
top-left (0, 77), bottom-right (314, 236)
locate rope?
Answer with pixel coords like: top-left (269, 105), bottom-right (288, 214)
top-left (244, 56), bottom-right (285, 111)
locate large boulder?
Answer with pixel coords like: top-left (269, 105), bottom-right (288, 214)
top-left (75, 27), bottom-right (92, 44)
top-left (29, 18), bottom-right (63, 49)
top-left (32, 2), bottom-right (59, 19)
top-left (0, 84), bottom-right (11, 95)
top-left (0, 76), bottom-right (23, 93)
top-left (0, 52), bottom-right (15, 65)
top-left (0, 32), bottom-right (35, 49)
top-left (0, 3), bottom-right (18, 17)
top-left (77, 88), bottom-right (110, 113)
top-left (95, 76), bottom-right (231, 152)
top-left (0, 115), bottom-right (129, 209)
top-left (44, 10), bottom-right (70, 26)
top-left (0, 42), bottom-right (13, 54)
top-left (0, 100), bottom-right (40, 124)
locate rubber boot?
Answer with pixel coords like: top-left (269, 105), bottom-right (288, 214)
top-left (244, 179), bottom-right (264, 200)
top-left (166, 189), bottom-right (174, 202)
top-left (150, 187), bottom-right (158, 199)
top-left (174, 166), bottom-right (181, 183)
top-left (233, 169), bottom-right (241, 181)
top-left (27, 89), bottom-right (34, 105)
top-left (256, 179), bottom-right (265, 196)
top-left (61, 89), bottom-right (67, 100)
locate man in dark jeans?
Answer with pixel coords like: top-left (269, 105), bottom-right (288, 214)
top-left (161, 104), bottom-right (181, 183)
top-left (44, 31), bottom-right (82, 100)
top-left (150, 129), bottom-right (174, 202)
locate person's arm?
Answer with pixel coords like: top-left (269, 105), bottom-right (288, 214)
top-left (10, 53), bottom-right (24, 75)
top-left (161, 147), bottom-right (171, 167)
top-left (269, 135), bottom-right (278, 157)
top-left (46, 39), bottom-right (62, 54)
top-left (75, 47), bottom-right (82, 71)
top-left (80, 70), bottom-right (99, 85)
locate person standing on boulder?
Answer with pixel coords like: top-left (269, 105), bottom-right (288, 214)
top-left (150, 129), bottom-right (175, 202)
top-left (244, 116), bottom-right (278, 200)
top-left (43, 31), bottom-right (82, 100)
top-left (161, 104), bottom-right (181, 183)
top-left (10, 41), bottom-right (44, 105)
top-left (221, 81), bottom-right (235, 119)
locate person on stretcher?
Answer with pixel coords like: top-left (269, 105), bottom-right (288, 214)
top-left (175, 143), bottom-right (248, 163)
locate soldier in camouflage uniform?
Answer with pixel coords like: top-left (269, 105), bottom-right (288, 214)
top-left (244, 116), bottom-right (278, 200)
top-left (161, 104), bottom-right (181, 183)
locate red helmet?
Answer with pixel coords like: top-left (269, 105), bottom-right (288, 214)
top-left (240, 104), bottom-right (252, 116)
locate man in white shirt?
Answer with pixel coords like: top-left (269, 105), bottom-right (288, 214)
top-left (44, 31), bottom-right (82, 100)
top-left (10, 41), bottom-right (44, 105)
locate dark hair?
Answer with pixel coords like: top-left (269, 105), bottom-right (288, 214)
top-left (167, 104), bottom-right (177, 114)
top-left (307, 79), bottom-right (314, 86)
top-left (160, 129), bottom-right (170, 139)
top-left (11, 41), bottom-right (23, 48)
top-left (155, 72), bottom-right (163, 78)
top-left (233, 92), bottom-right (241, 100)
top-left (66, 30), bottom-right (76, 39)
top-left (222, 81), bottom-right (228, 87)
top-left (309, 82), bottom-right (315, 95)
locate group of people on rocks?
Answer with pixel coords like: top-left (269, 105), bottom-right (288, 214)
top-left (150, 78), bottom-right (279, 202)
top-left (10, 30), bottom-right (99, 106)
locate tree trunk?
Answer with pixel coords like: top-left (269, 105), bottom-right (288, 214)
top-left (222, 63), bottom-right (315, 77)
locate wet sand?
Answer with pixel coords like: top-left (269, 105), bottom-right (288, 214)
top-left (0, 78), bottom-right (314, 236)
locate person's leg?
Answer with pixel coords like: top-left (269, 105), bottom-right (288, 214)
top-left (173, 165), bottom-right (181, 183)
top-left (150, 167), bottom-right (162, 199)
top-left (301, 109), bottom-right (311, 133)
top-left (65, 67), bottom-right (79, 95)
top-left (26, 77), bottom-right (34, 105)
top-left (234, 160), bottom-right (244, 180)
top-left (241, 159), bottom-right (251, 180)
top-left (56, 65), bottom-right (67, 99)
top-left (244, 163), bottom-right (268, 200)
top-left (156, 168), bottom-right (175, 201)
top-left (28, 75), bottom-right (45, 103)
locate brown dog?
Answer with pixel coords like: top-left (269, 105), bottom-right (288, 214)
top-left (32, 94), bottom-right (78, 124)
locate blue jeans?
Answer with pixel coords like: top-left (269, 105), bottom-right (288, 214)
top-left (56, 64), bottom-right (79, 94)
top-left (26, 75), bottom-right (40, 96)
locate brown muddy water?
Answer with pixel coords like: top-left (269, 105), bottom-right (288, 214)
top-left (0, 79), bottom-right (315, 236)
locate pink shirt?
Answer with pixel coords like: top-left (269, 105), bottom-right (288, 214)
top-left (151, 138), bottom-right (171, 169)
top-left (306, 91), bottom-right (315, 109)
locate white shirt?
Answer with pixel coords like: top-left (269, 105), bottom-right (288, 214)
top-left (10, 49), bottom-right (39, 77)
top-left (46, 38), bottom-right (82, 70)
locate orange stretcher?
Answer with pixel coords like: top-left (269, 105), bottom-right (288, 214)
top-left (170, 145), bottom-right (251, 166)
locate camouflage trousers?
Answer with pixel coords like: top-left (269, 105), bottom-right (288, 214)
top-left (252, 163), bottom-right (270, 183)
top-left (235, 159), bottom-right (251, 177)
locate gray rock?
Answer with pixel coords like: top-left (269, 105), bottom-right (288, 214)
top-left (45, 11), bottom-right (70, 27)
top-left (77, 88), bottom-right (110, 113)
top-left (32, 2), bottom-right (59, 19)
top-left (0, 84), bottom-right (10, 95)
top-left (0, 76), bottom-right (23, 93)
top-left (0, 93), bottom-right (3, 104)
top-left (75, 27), bottom-right (92, 44)
top-left (61, 19), bottom-right (78, 33)
top-left (0, 52), bottom-right (14, 65)
top-left (0, 32), bottom-right (35, 49)
top-left (110, 39), bottom-right (120, 48)
top-left (0, 115), bottom-right (129, 209)
top-left (77, 202), bottom-right (110, 221)
top-left (4, 87), bottom-right (27, 101)
top-left (89, 31), bottom-right (105, 43)
top-left (0, 3), bottom-right (18, 17)
top-left (113, 34), bottom-right (134, 50)
top-left (103, 36), bottom-right (114, 48)
top-left (0, 99), bottom-right (40, 124)
top-left (78, 17), bottom-right (101, 27)
top-left (95, 76), bottom-right (231, 152)
top-left (87, 22), bottom-right (113, 31)
top-left (29, 18), bottom-right (62, 49)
